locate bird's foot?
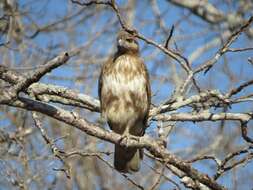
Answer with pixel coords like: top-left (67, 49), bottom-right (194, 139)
top-left (119, 134), bottom-right (140, 147)
top-left (130, 135), bottom-right (140, 141)
top-left (119, 134), bottom-right (130, 147)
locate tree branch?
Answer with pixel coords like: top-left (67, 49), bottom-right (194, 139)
top-left (2, 96), bottom-right (226, 190)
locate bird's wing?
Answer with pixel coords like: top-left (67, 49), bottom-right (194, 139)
top-left (138, 58), bottom-right (151, 130)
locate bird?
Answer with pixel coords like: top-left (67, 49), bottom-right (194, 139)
top-left (98, 30), bottom-right (151, 173)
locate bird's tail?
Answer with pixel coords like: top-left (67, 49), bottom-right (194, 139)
top-left (114, 144), bottom-right (142, 173)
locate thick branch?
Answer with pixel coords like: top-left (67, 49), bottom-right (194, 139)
top-left (0, 65), bottom-right (99, 112)
top-left (0, 52), bottom-right (69, 103)
top-left (154, 112), bottom-right (252, 123)
top-left (3, 96), bottom-right (226, 190)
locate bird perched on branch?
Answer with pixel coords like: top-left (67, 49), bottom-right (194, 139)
top-left (98, 30), bottom-right (151, 173)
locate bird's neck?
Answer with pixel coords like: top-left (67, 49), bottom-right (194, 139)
top-left (115, 48), bottom-right (139, 58)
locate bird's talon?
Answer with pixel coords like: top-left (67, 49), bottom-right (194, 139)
top-left (119, 134), bottom-right (130, 147)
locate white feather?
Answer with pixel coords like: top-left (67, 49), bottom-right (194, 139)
top-left (102, 55), bottom-right (148, 127)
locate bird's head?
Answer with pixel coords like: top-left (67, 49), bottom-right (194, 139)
top-left (117, 30), bottom-right (139, 53)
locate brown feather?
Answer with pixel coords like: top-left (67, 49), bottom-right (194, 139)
top-left (98, 31), bottom-right (151, 172)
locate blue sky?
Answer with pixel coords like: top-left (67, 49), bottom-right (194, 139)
top-left (1, 0), bottom-right (253, 189)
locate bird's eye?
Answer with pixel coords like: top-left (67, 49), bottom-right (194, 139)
top-left (126, 38), bottom-right (133, 43)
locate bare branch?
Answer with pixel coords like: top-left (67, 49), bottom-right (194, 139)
top-left (2, 96), bottom-right (226, 190)
top-left (0, 52), bottom-right (69, 103)
top-left (154, 112), bottom-right (252, 123)
top-left (227, 79), bottom-right (253, 98)
top-left (195, 16), bottom-right (253, 74)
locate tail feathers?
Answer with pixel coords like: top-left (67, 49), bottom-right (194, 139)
top-left (114, 145), bottom-right (141, 173)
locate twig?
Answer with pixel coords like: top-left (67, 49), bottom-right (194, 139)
top-left (164, 25), bottom-right (175, 49)
top-left (221, 146), bottom-right (253, 167)
top-left (214, 146), bottom-right (253, 179)
top-left (64, 150), bottom-right (112, 157)
top-left (186, 155), bottom-right (221, 167)
top-left (194, 16), bottom-right (253, 74)
top-left (0, 52), bottom-right (69, 103)
top-left (96, 155), bottom-right (144, 190)
top-left (248, 57), bottom-right (253, 65)
top-left (32, 111), bottom-right (71, 179)
top-left (226, 79), bottom-right (253, 98)
top-left (226, 47), bottom-right (253, 52)
top-left (144, 161), bottom-right (181, 190)
top-left (240, 121), bottom-right (253, 144)
top-left (14, 52), bottom-right (69, 93)
top-left (149, 164), bottom-right (166, 190)
top-left (4, 96), bottom-right (226, 190)
top-left (0, 65), bottom-right (100, 111)
top-left (145, 153), bottom-right (206, 190)
top-left (71, 0), bottom-right (191, 73)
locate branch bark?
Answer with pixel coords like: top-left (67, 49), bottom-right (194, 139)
top-left (3, 96), bottom-right (226, 190)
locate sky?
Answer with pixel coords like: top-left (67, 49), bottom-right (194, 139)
top-left (1, 0), bottom-right (253, 189)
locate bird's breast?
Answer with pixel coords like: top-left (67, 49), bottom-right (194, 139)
top-left (101, 55), bottom-right (148, 130)
top-left (103, 55), bottom-right (147, 96)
